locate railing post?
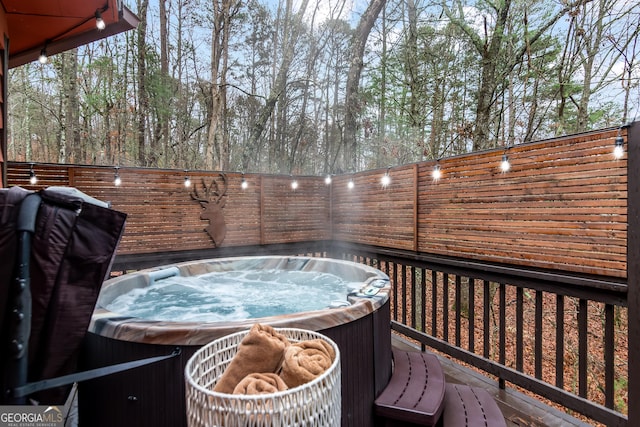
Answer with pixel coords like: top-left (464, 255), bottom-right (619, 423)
top-left (627, 121), bottom-right (640, 425)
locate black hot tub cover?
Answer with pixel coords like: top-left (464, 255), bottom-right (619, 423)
top-left (0, 186), bottom-right (127, 404)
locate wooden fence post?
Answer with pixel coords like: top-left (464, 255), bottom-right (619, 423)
top-left (627, 120), bottom-right (640, 425)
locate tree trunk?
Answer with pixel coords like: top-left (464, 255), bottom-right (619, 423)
top-left (207, 0), bottom-right (240, 171)
top-left (377, 6), bottom-right (387, 168)
top-left (63, 50), bottom-right (80, 163)
top-left (473, 0), bottom-right (511, 151)
top-left (406, 0), bottom-right (419, 129)
top-left (576, 0), bottom-right (607, 131)
top-left (159, 0), bottom-right (170, 165)
top-left (343, 0), bottom-right (386, 172)
top-left (136, 0), bottom-right (149, 166)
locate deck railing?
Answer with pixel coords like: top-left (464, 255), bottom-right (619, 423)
top-left (330, 242), bottom-right (628, 426)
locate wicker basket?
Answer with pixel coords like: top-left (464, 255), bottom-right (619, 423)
top-left (185, 328), bottom-right (341, 427)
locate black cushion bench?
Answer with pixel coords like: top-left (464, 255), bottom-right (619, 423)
top-left (374, 348), bottom-right (446, 426)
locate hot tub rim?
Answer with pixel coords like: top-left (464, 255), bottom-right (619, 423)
top-left (91, 255), bottom-right (390, 346)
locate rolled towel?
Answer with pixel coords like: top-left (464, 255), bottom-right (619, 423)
top-left (233, 373), bottom-right (289, 395)
top-left (280, 339), bottom-right (335, 388)
top-left (213, 323), bottom-right (290, 394)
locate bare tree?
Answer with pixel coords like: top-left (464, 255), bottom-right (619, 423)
top-left (61, 50), bottom-right (80, 163)
top-left (136, 0), bottom-right (150, 166)
top-left (610, 20), bottom-right (640, 124)
top-left (158, 0), bottom-right (170, 164)
top-left (444, 0), bottom-right (589, 150)
top-left (343, 0), bottom-right (386, 172)
top-left (206, 0), bottom-right (242, 171)
top-left (7, 0), bottom-right (639, 173)
top-left (573, 0), bottom-right (640, 130)
top-left (241, 0), bottom-right (311, 171)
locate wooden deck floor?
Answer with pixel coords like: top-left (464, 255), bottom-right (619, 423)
top-left (391, 335), bottom-right (594, 427)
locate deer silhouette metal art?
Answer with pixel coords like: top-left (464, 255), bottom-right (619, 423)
top-left (190, 173), bottom-right (228, 246)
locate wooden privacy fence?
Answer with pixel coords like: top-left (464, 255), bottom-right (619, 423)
top-left (332, 127), bottom-right (627, 278)
top-left (7, 125), bottom-right (629, 278)
top-left (6, 167), bottom-right (331, 255)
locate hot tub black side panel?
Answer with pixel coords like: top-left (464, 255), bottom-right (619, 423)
top-left (372, 300), bottom-right (392, 397)
top-left (320, 299), bottom-right (392, 427)
top-left (78, 336), bottom-right (198, 427)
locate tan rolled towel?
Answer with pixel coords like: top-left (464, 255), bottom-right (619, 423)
top-left (232, 373), bottom-right (289, 395)
top-left (280, 339), bottom-right (335, 388)
top-left (213, 323), bottom-right (290, 394)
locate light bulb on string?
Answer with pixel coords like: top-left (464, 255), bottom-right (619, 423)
top-left (432, 163), bottom-right (442, 181)
top-left (500, 154), bottom-right (511, 172)
top-left (95, 10), bottom-right (106, 30)
top-left (241, 173), bottom-right (248, 190)
top-left (325, 175), bottom-right (332, 185)
top-left (613, 136), bottom-right (624, 159)
top-left (347, 178), bottom-right (355, 189)
top-left (184, 171), bottom-right (191, 188)
top-left (114, 167), bottom-right (122, 186)
top-left (381, 168), bottom-right (391, 188)
top-left (29, 164), bottom-right (37, 185)
top-left (291, 177), bottom-right (298, 190)
top-left (38, 47), bottom-right (48, 64)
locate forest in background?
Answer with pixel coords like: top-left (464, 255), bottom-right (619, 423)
top-left (5, 0), bottom-right (640, 176)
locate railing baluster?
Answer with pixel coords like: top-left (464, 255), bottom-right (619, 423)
top-left (556, 294), bottom-right (565, 389)
top-left (421, 267), bottom-right (427, 337)
top-left (393, 262), bottom-right (399, 322)
top-left (455, 275), bottom-right (461, 347)
top-left (483, 280), bottom-right (490, 359)
top-left (499, 282), bottom-right (506, 389)
top-left (410, 266), bottom-right (417, 330)
top-left (535, 290), bottom-right (543, 379)
top-left (516, 286), bottom-right (524, 372)
top-left (443, 273), bottom-right (449, 342)
top-left (579, 298), bottom-right (588, 398)
top-left (402, 264), bottom-right (408, 326)
top-left (469, 278), bottom-right (475, 353)
top-left (432, 270), bottom-right (438, 337)
top-left (605, 304), bottom-right (615, 409)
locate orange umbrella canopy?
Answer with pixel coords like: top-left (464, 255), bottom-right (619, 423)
top-left (3, 0), bottom-right (139, 68)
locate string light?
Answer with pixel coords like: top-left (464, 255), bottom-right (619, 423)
top-left (183, 170), bottom-right (191, 188)
top-left (241, 173), bottom-right (248, 190)
top-left (29, 163), bottom-right (37, 185)
top-left (38, 47), bottom-right (48, 64)
top-left (500, 153), bottom-right (511, 172)
top-left (291, 177), bottom-right (298, 190)
top-left (95, 10), bottom-right (106, 30)
top-left (381, 168), bottom-right (391, 188)
top-left (114, 167), bottom-right (121, 186)
top-left (613, 136), bottom-right (624, 159)
top-left (325, 175), bottom-right (332, 185)
top-left (347, 177), bottom-right (355, 189)
top-left (432, 162), bottom-right (442, 181)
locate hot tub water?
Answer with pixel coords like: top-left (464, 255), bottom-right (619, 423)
top-left (105, 268), bottom-right (359, 322)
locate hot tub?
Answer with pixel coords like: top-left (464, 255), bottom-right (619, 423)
top-left (79, 256), bottom-right (392, 427)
